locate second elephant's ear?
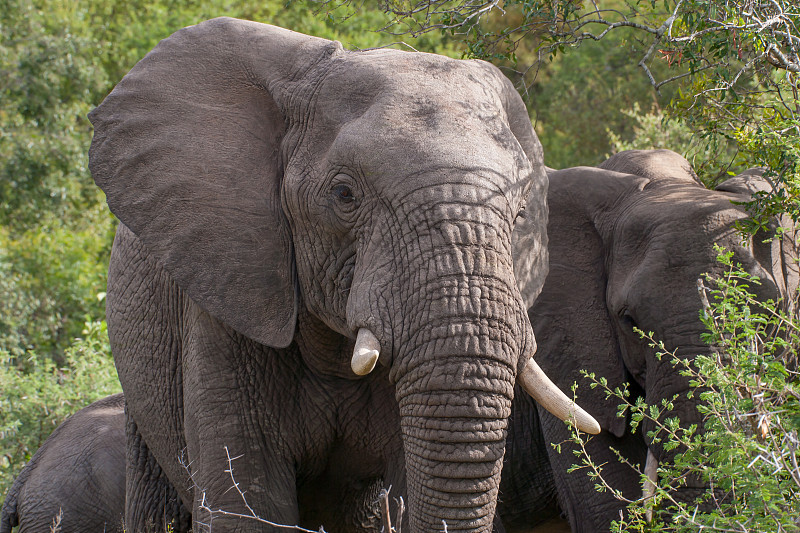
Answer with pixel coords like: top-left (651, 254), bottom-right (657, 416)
top-left (529, 167), bottom-right (647, 437)
top-left (714, 167), bottom-right (770, 195)
top-left (496, 76), bottom-right (549, 309)
top-left (89, 18), bottom-right (337, 348)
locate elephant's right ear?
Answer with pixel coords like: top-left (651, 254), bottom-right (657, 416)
top-left (89, 18), bottom-right (337, 348)
top-left (716, 168), bottom-right (800, 306)
top-left (714, 167), bottom-right (769, 195)
top-left (496, 76), bottom-right (549, 309)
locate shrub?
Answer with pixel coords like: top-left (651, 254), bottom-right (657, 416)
top-left (570, 249), bottom-right (800, 532)
top-left (0, 320), bottom-right (121, 505)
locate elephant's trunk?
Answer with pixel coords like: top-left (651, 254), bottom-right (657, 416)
top-left (384, 269), bottom-right (527, 533)
top-left (395, 346), bottom-right (515, 533)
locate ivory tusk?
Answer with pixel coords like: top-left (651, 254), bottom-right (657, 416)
top-left (643, 449), bottom-right (658, 522)
top-left (518, 357), bottom-right (601, 435)
top-left (351, 328), bottom-right (380, 376)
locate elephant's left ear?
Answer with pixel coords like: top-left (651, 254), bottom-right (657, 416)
top-left (498, 78), bottom-right (549, 309)
top-left (89, 18), bottom-right (338, 348)
top-left (714, 167), bottom-right (769, 195)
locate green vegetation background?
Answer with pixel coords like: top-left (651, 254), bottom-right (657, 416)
top-left (0, 0), bottom-right (678, 504)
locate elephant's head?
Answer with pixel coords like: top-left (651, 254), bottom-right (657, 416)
top-left (532, 149), bottom-right (798, 516)
top-left (88, 18), bottom-right (597, 533)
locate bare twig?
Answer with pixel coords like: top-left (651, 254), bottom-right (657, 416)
top-left (195, 446), bottom-right (328, 533)
top-left (380, 488), bottom-right (393, 533)
top-left (394, 495), bottom-right (405, 533)
top-left (49, 508), bottom-right (63, 533)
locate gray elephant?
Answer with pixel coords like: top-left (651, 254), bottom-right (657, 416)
top-left (525, 149), bottom-right (798, 532)
top-left (87, 17), bottom-right (598, 533)
top-left (1, 394), bottom-right (126, 533)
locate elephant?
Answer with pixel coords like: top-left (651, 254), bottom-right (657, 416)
top-left (1, 393), bottom-right (126, 533)
top-left (525, 149), bottom-right (798, 532)
top-left (87, 17), bottom-right (599, 533)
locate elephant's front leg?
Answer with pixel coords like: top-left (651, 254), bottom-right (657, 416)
top-left (181, 309), bottom-right (308, 532)
top-left (497, 391), bottom-right (561, 532)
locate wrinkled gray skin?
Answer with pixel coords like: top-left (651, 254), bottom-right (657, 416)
top-left (527, 149), bottom-right (799, 532)
top-left (0, 394), bottom-right (126, 533)
top-left (88, 17), bottom-right (552, 533)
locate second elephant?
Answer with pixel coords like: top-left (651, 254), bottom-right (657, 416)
top-left (527, 149), bottom-right (798, 531)
top-left (1, 394), bottom-right (126, 533)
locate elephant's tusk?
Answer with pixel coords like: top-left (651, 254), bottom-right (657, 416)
top-left (643, 449), bottom-right (658, 522)
top-left (351, 328), bottom-right (380, 376)
top-left (518, 358), bottom-right (601, 435)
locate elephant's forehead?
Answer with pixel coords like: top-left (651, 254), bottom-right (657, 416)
top-left (308, 52), bottom-right (527, 182)
top-left (331, 49), bottom-right (500, 95)
top-left (316, 50), bottom-right (508, 131)
top-left (612, 199), bottom-right (749, 271)
top-left (626, 188), bottom-right (747, 226)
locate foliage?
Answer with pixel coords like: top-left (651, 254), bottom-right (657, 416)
top-left (0, 320), bottom-right (121, 506)
top-left (605, 103), bottom-right (740, 185)
top-left (0, 0), bottom-right (109, 230)
top-left (569, 250), bottom-right (800, 532)
top-left (607, 103), bottom-right (696, 157)
top-left (0, 209), bottom-right (113, 361)
top-left (351, 0), bottom-right (800, 213)
top-left (520, 20), bottom-right (678, 168)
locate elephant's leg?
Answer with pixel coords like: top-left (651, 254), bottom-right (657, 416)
top-left (298, 475), bottom-right (383, 533)
top-left (125, 414), bottom-right (192, 533)
top-left (498, 391), bottom-right (561, 533)
top-left (537, 407), bottom-right (645, 533)
top-left (188, 446), bottom-right (298, 533)
top-left (181, 309), bottom-right (302, 532)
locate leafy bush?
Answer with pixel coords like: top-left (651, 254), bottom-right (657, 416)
top-left (570, 250), bottom-right (800, 532)
top-left (0, 320), bottom-right (121, 506)
top-left (0, 210), bottom-right (113, 361)
top-left (606, 103), bottom-right (740, 186)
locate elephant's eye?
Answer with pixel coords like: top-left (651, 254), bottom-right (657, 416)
top-left (332, 184), bottom-right (355, 203)
top-left (515, 206), bottom-right (526, 223)
top-left (619, 309), bottom-right (638, 330)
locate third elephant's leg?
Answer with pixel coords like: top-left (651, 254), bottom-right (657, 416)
top-left (498, 390), bottom-right (561, 533)
top-left (297, 475), bottom-right (383, 533)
